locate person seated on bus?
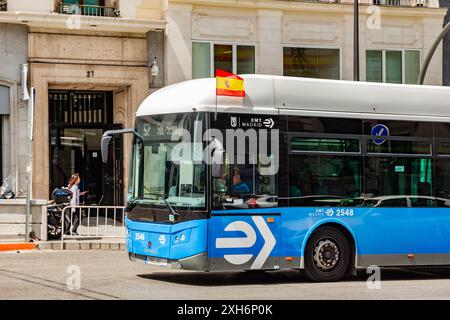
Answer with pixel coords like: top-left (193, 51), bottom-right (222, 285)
top-left (232, 167), bottom-right (250, 194)
top-left (289, 174), bottom-right (302, 198)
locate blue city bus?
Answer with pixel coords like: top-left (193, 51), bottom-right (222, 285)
top-left (102, 75), bottom-right (450, 281)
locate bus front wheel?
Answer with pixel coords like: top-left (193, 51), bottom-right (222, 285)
top-left (304, 227), bottom-right (350, 282)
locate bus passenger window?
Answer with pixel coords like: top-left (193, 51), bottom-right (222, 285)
top-left (213, 163), bottom-right (278, 209)
top-left (288, 155), bottom-right (361, 207)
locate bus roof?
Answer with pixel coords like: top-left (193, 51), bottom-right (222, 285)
top-left (136, 75), bottom-right (450, 122)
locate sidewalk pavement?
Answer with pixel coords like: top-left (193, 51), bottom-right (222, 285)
top-left (0, 238), bottom-right (125, 252)
top-left (38, 238), bottom-right (126, 251)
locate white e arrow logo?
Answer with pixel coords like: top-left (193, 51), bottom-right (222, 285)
top-left (215, 216), bottom-right (276, 269)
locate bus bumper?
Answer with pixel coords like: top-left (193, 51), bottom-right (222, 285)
top-left (128, 252), bottom-right (208, 271)
top-left (126, 217), bottom-right (208, 270)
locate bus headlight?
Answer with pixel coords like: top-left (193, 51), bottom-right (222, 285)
top-left (173, 229), bottom-right (191, 245)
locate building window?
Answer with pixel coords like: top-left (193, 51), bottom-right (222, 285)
top-left (192, 42), bottom-right (256, 79)
top-left (366, 49), bottom-right (420, 84)
top-left (283, 47), bottom-right (340, 80)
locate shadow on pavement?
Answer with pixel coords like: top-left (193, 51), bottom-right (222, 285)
top-left (137, 267), bottom-right (450, 287)
top-left (138, 270), bottom-right (307, 286)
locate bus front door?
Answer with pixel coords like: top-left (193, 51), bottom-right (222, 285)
top-left (208, 213), bottom-right (280, 271)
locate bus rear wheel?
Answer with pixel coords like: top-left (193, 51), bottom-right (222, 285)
top-left (304, 227), bottom-right (350, 282)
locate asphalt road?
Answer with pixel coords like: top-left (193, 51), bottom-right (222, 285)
top-left (1, 250), bottom-right (450, 300)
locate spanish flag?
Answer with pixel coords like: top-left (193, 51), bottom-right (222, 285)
top-left (216, 69), bottom-right (245, 97)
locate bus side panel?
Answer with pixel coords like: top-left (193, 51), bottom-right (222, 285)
top-left (208, 211), bottom-right (281, 271)
top-left (355, 207), bottom-right (450, 266)
top-left (281, 207), bottom-right (450, 268)
top-left (280, 207), bottom-right (415, 268)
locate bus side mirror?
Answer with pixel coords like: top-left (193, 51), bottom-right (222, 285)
top-left (101, 128), bottom-right (144, 164)
top-left (211, 149), bottom-right (224, 178)
top-left (101, 135), bottom-right (112, 164)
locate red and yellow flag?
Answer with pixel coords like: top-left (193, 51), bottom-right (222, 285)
top-left (216, 69), bottom-right (245, 97)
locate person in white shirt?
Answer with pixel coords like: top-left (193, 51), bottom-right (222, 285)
top-left (66, 173), bottom-right (88, 236)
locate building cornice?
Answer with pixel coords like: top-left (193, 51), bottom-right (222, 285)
top-left (169, 0), bottom-right (447, 17)
top-left (0, 11), bottom-right (166, 33)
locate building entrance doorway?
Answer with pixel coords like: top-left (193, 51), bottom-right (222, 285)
top-left (49, 91), bottom-right (123, 206)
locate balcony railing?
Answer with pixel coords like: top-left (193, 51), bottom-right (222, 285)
top-left (287, 0), bottom-right (432, 7)
top-left (58, 2), bottom-right (120, 17)
top-left (358, 0), bottom-right (429, 6)
top-left (0, 0), bottom-right (7, 12)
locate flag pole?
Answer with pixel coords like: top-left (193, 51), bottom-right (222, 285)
top-left (215, 72), bottom-right (218, 121)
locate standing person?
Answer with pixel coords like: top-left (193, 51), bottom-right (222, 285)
top-left (66, 173), bottom-right (88, 236)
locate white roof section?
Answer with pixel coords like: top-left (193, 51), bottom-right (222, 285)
top-left (136, 75), bottom-right (450, 121)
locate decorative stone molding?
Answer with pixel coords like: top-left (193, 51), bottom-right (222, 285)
top-left (192, 13), bottom-right (255, 41)
top-left (283, 20), bottom-right (341, 45)
top-left (366, 24), bottom-right (421, 47)
top-left (28, 32), bottom-right (148, 66)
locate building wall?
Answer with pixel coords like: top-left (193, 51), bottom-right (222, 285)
top-left (0, 23), bottom-right (28, 195)
top-left (28, 28), bottom-right (150, 200)
top-left (121, 0), bottom-right (164, 20)
top-left (0, 0), bottom-right (166, 202)
top-left (165, 1), bottom-right (446, 86)
top-left (6, 0), bottom-right (54, 13)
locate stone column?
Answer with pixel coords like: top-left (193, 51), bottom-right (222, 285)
top-left (165, 3), bottom-right (193, 85)
top-left (343, 13), bottom-right (357, 81)
top-left (423, 17), bottom-right (444, 86)
top-left (0, 24), bottom-right (28, 196)
top-left (257, 9), bottom-right (283, 76)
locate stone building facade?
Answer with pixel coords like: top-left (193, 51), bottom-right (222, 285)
top-left (164, 0), bottom-right (446, 86)
top-left (0, 0), bottom-right (166, 206)
top-left (0, 23), bottom-right (28, 196)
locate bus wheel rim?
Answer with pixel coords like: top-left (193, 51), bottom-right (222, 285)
top-left (313, 238), bottom-right (340, 272)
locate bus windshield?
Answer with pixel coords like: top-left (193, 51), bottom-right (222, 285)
top-left (129, 113), bottom-right (206, 210)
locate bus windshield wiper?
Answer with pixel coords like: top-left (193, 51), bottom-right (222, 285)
top-left (126, 197), bottom-right (143, 211)
top-left (162, 196), bottom-right (180, 220)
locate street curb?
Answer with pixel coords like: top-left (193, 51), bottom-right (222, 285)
top-left (0, 243), bottom-right (37, 252)
top-left (37, 241), bottom-right (126, 251)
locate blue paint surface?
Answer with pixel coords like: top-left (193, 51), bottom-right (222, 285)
top-left (126, 207), bottom-right (450, 267)
top-left (126, 218), bottom-right (208, 260)
top-left (208, 214), bottom-right (280, 260)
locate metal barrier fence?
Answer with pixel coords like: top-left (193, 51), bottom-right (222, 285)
top-left (286, 0), bottom-right (432, 7)
top-left (0, 0), bottom-right (7, 12)
top-left (61, 206), bottom-right (126, 244)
